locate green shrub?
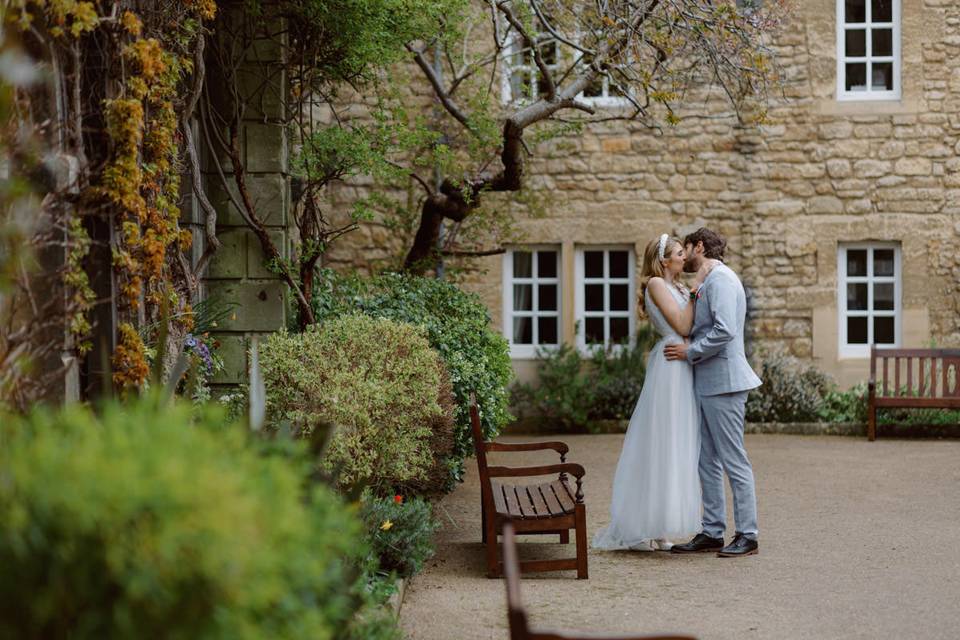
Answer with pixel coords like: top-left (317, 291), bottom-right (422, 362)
top-left (512, 343), bottom-right (592, 429)
top-left (746, 354), bottom-right (833, 423)
top-left (360, 494), bottom-right (438, 579)
top-left (589, 324), bottom-right (657, 420)
top-left (260, 314), bottom-right (456, 494)
top-left (0, 397), bottom-right (369, 640)
top-left (512, 326), bottom-right (657, 429)
top-left (818, 382), bottom-right (868, 423)
top-left (309, 270), bottom-right (513, 486)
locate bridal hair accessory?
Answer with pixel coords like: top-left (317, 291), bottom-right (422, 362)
top-left (657, 234), bottom-right (669, 261)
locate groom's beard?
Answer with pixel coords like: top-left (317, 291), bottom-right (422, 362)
top-left (683, 257), bottom-right (700, 274)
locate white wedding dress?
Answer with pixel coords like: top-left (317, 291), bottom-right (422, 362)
top-left (592, 284), bottom-right (702, 550)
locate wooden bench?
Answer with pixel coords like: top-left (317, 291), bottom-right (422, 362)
top-left (501, 522), bottom-right (697, 640)
top-left (868, 347), bottom-right (960, 441)
top-left (470, 394), bottom-right (588, 579)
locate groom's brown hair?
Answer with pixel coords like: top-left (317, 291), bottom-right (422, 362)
top-left (683, 227), bottom-right (726, 260)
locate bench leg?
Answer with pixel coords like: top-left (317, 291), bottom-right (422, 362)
top-left (867, 402), bottom-right (877, 442)
top-left (481, 505), bottom-right (487, 544)
top-left (559, 529), bottom-right (569, 544)
top-left (574, 504), bottom-right (588, 580)
top-left (485, 516), bottom-right (500, 578)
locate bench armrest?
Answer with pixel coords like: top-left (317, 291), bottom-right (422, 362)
top-left (485, 441), bottom-right (569, 456)
top-left (487, 463), bottom-right (585, 479)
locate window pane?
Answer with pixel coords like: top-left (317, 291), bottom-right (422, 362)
top-left (585, 284), bottom-right (604, 311)
top-left (538, 39), bottom-right (558, 65)
top-left (872, 28), bottom-right (892, 56)
top-left (846, 63), bottom-right (868, 91)
top-left (848, 316), bottom-right (868, 344)
top-left (874, 316), bottom-right (895, 344)
top-left (609, 284), bottom-right (629, 311)
top-left (583, 76), bottom-right (604, 98)
top-left (845, 29), bottom-right (866, 57)
top-left (538, 316), bottom-right (558, 345)
top-left (513, 317), bottom-right (532, 344)
top-left (872, 0), bottom-right (892, 22)
top-left (847, 249), bottom-right (868, 276)
top-left (537, 251), bottom-right (557, 278)
top-left (514, 284), bottom-right (533, 311)
top-left (538, 284), bottom-right (557, 311)
top-left (536, 74), bottom-right (553, 99)
top-left (610, 318), bottom-right (630, 343)
top-left (584, 251), bottom-right (604, 278)
top-left (874, 282), bottom-right (895, 310)
top-left (845, 0), bottom-right (866, 23)
top-left (847, 283), bottom-right (868, 311)
top-left (609, 251), bottom-right (629, 278)
top-left (874, 249), bottom-right (895, 276)
top-left (513, 252), bottom-right (532, 278)
top-left (511, 71), bottom-right (532, 101)
top-left (871, 62), bottom-right (894, 91)
top-left (585, 317), bottom-right (605, 345)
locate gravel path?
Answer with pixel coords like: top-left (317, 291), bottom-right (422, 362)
top-left (400, 434), bottom-right (960, 640)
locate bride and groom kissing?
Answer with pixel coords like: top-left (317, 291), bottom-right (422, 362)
top-left (593, 227), bottom-right (762, 558)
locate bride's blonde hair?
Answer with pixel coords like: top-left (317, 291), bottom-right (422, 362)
top-left (638, 235), bottom-right (681, 317)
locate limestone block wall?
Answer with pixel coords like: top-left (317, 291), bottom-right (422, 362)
top-left (324, 0), bottom-right (960, 389)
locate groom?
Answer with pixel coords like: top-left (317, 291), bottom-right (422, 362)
top-left (664, 228), bottom-right (762, 558)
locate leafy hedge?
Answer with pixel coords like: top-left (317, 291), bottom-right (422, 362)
top-left (309, 270), bottom-right (513, 486)
top-left (259, 314), bottom-right (456, 495)
top-left (511, 325), bottom-right (657, 430)
top-left (0, 397), bottom-right (378, 640)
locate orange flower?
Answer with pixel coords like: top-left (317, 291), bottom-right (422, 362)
top-left (394, 494), bottom-right (403, 505)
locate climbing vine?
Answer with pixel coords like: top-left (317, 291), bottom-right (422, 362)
top-left (7, 0), bottom-right (215, 394)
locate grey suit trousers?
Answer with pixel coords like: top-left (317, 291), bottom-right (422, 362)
top-left (698, 391), bottom-right (759, 540)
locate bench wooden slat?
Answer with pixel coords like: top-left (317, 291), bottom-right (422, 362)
top-left (527, 485), bottom-right (549, 517)
top-left (907, 356), bottom-right (913, 396)
top-left (504, 486), bottom-right (523, 518)
top-left (894, 356), bottom-right (900, 397)
top-left (539, 483), bottom-right (564, 515)
top-left (492, 482), bottom-right (508, 516)
top-left (883, 357), bottom-right (889, 396)
top-left (550, 480), bottom-right (576, 513)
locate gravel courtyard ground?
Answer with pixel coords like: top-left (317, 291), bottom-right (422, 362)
top-left (399, 434), bottom-right (960, 640)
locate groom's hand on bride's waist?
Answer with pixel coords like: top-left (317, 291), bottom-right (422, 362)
top-left (664, 342), bottom-right (689, 361)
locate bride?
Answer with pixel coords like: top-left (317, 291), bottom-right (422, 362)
top-left (592, 234), bottom-right (704, 552)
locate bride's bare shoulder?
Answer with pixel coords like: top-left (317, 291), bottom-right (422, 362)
top-left (647, 276), bottom-right (666, 290)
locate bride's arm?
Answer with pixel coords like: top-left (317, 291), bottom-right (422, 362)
top-left (647, 278), bottom-right (695, 336)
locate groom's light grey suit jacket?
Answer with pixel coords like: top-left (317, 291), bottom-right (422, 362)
top-left (686, 264), bottom-right (761, 396)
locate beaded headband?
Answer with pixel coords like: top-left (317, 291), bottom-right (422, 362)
top-left (657, 233), bottom-right (669, 262)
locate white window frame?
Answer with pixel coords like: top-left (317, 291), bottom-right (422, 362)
top-left (574, 246), bottom-right (636, 353)
top-left (837, 242), bottom-right (901, 359)
top-left (836, 0), bottom-right (901, 101)
top-left (499, 21), bottom-right (631, 107)
top-left (503, 247), bottom-right (562, 359)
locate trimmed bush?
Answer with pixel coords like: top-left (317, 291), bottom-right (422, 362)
top-left (260, 314), bottom-right (456, 494)
top-left (0, 397), bottom-right (372, 640)
top-left (746, 354), bottom-right (833, 423)
top-left (309, 270), bottom-right (513, 486)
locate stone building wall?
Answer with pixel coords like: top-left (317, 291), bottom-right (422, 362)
top-left (324, 0), bottom-right (960, 389)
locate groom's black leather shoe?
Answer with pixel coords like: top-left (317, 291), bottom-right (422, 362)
top-left (717, 533), bottom-right (758, 558)
top-left (670, 533), bottom-right (724, 554)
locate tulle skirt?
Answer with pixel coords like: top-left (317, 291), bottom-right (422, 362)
top-left (592, 336), bottom-right (702, 549)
